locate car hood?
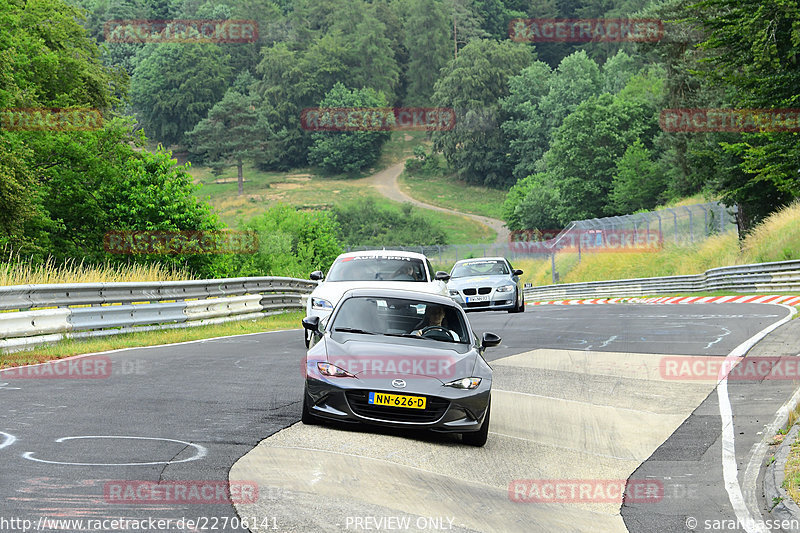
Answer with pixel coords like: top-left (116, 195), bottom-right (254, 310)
top-left (447, 275), bottom-right (513, 289)
top-left (321, 335), bottom-right (477, 384)
top-left (311, 280), bottom-right (447, 306)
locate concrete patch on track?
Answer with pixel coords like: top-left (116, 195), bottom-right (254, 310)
top-left (232, 349), bottom-right (719, 532)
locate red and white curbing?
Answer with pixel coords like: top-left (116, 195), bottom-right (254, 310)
top-left (528, 294), bottom-right (800, 306)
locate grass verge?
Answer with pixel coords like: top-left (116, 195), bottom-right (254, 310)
top-left (0, 311), bottom-right (303, 368)
top-left (521, 201), bottom-right (800, 286)
top-left (783, 409), bottom-right (800, 504)
top-left (0, 255), bottom-right (192, 285)
top-left (398, 172), bottom-right (507, 220)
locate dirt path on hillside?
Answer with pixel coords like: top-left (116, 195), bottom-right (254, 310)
top-left (370, 161), bottom-right (510, 245)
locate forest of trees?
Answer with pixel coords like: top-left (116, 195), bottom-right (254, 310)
top-left (0, 0), bottom-right (797, 277)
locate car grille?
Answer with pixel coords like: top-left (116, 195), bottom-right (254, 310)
top-left (461, 287), bottom-right (492, 296)
top-left (465, 301), bottom-right (490, 308)
top-left (345, 391), bottom-right (450, 423)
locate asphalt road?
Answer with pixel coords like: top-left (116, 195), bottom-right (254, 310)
top-left (0, 303), bottom-right (796, 533)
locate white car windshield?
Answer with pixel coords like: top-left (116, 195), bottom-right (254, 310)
top-left (326, 256), bottom-right (427, 282)
top-left (450, 260), bottom-right (509, 278)
top-left (331, 296), bottom-right (468, 344)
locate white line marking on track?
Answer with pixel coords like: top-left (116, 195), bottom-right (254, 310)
top-left (717, 304), bottom-right (796, 533)
top-left (600, 335), bottom-right (618, 348)
top-left (705, 326), bottom-right (731, 350)
top-left (22, 435), bottom-right (208, 466)
top-left (0, 432), bottom-right (17, 450)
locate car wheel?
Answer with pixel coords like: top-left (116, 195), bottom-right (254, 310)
top-left (301, 389), bottom-right (320, 425)
top-left (508, 290), bottom-right (522, 313)
top-left (462, 396), bottom-right (490, 447)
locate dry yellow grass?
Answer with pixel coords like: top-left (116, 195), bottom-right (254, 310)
top-left (741, 201), bottom-right (800, 263)
top-left (537, 202), bottom-right (800, 285)
top-left (0, 254), bottom-right (192, 286)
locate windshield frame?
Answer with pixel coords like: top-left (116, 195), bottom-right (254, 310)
top-left (449, 259), bottom-right (510, 279)
top-left (325, 255), bottom-right (429, 283)
top-left (329, 295), bottom-right (471, 344)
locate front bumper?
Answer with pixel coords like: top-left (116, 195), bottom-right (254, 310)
top-left (449, 288), bottom-right (515, 311)
top-left (304, 374), bottom-right (491, 433)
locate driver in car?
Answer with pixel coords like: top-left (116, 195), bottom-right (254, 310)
top-left (412, 305), bottom-right (460, 341)
top-left (391, 263), bottom-right (419, 281)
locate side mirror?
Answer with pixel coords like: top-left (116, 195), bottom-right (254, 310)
top-left (310, 270), bottom-right (324, 281)
top-left (435, 271), bottom-right (451, 281)
top-left (481, 332), bottom-right (501, 348)
top-left (302, 316), bottom-right (320, 332)
top-left (513, 269), bottom-right (523, 276)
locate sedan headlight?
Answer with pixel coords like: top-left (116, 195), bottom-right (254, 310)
top-left (445, 377), bottom-right (482, 389)
top-left (317, 362), bottom-right (355, 378)
top-left (496, 285), bottom-right (514, 293)
top-left (311, 297), bottom-right (333, 310)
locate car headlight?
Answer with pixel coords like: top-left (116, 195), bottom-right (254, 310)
top-left (496, 285), bottom-right (514, 293)
top-left (317, 362), bottom-right (356, 378)
top-left (448, 290), bottom-right (460, 296)
top-left (445, 377), bottom-right (482, 389)
top-left (311, 297), bottom-right (333, 310)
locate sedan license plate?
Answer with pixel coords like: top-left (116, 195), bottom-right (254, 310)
top-left (466, 295), bottom-right (489, 303)
top-left (368, 392), bottom-right (426, 409)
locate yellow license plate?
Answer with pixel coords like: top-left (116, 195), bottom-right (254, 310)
top-left (368, 392), bottom-right (426, 409)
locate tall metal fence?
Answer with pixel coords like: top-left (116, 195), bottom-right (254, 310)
top-left (346, 202), bottom-right (739, 272)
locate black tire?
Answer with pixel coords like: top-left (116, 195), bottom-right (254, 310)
top-left (301, 389), bottom-right (320, 425)
top-left (462, 396), bottom-right (490, 447)
top-left (508, 290), bottom-right (523, 313)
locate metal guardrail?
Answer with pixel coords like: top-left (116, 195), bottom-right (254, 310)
top-left (523, 260), bottom-right (800, 301)
top-left (0, 277), bottom-right (317, 353)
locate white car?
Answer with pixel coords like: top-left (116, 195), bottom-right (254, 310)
top-left (304, 250), bottom-right (450, 346)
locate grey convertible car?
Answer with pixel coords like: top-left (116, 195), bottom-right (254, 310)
top-left (447, 257), bottom-right (525, 313)
top-left (301, 288), bottom-right (500, 446)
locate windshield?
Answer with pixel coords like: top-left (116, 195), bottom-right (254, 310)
top-left (331, 296), bottom-right (469, 344)
top-left (326, 256), bottom-right (428, 282)
top-left (450, 259), bottom-right (509, 278)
